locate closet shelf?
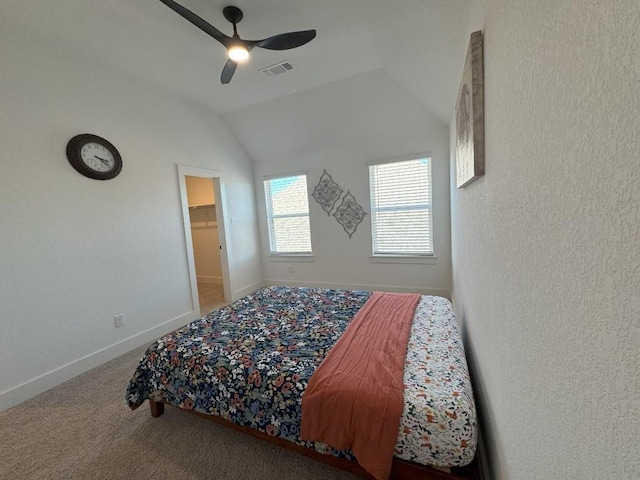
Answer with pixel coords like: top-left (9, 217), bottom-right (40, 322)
top-left (189, 203), bottom-right (215, 210)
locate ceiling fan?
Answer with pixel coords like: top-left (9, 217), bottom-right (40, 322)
top-left (158, 0), bottom-right (317, 84)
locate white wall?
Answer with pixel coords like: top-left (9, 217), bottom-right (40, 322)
top-left (451, 1), bottom-right (640, 479)
top-left (0, 24), bottom-right (262, 410)
top-left (223, 69), bottom-right (452, 297)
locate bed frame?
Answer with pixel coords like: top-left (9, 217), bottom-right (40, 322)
top-left (149, 400), bottom-right (479, 480)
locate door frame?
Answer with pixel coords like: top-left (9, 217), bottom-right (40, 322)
top-left (177, 165), bottom-right (232, 312)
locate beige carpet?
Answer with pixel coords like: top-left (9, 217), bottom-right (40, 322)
top-left (0, 346), bottom-right (359, 480)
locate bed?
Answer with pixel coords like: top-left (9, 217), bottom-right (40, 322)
top-left (126, 286), bottom-right (478, 480)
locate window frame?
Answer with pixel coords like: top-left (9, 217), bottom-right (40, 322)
top-left (368, 155), bottom-right (435, 261)
top-left (263, 172), bottom-right (314, 259)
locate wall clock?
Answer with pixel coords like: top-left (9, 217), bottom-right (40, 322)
top-left (66, 134), bottom-right (122, 180)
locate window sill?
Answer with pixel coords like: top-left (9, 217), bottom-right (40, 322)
top-left (269, 254), bottom-right (315, 263)
top-left (370, 255), bottom-right (437, 265)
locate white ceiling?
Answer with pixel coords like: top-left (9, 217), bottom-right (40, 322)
top-left (222, 68), bottom-right (449, 167)
top-left (3, 0), bottom-right (473, 124)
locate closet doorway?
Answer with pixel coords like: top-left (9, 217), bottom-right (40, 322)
top-left (178, 166), bottom-right (231, 316)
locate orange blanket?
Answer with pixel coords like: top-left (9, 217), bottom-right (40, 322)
top-left (300, 291), bottom-right (421, 480)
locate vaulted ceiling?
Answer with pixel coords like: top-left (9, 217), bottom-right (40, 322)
top-left (4, 0), bottom-right (473, 125)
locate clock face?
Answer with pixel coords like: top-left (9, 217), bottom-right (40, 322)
top-left (80, 142), bottom-right (116, 172)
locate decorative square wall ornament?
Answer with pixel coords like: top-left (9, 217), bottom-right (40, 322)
top-left (333, 191), bottom-right (367, 238)
top-left (455, 30), bottom-right (485, 188)
top-left (312, 170), bottom-right (343, 215)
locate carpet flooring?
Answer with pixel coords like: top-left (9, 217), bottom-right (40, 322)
top-left (0, 345), bottom-right (359, 480)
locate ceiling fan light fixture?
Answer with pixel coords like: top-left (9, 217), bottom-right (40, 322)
top-left (158, 1), bottom-right (316, 83)
top-left (228, 45), bottom-right (249, 62)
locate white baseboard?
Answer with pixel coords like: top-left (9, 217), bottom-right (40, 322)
top-left (265, 279), bottom-right (450, 299)
top-left (233, 280), bottom-right (266, 301)
top-left (197, 275), bottom-right (223, 285)
top-left (0, 310), bottom-right (198, 412)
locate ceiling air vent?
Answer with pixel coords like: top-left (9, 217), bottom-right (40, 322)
top-left (260, 61), bottom-right (295, 78)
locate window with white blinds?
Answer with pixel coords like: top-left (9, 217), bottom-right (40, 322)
top-left (263, 174), bottom-right (312, 255)
top-left (368, 158), bottom-right (433, 256)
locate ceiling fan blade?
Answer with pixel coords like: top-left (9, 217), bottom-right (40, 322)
top-left (220, 59), bottom-right (238, 84)
top-left (249, 30), bottom-right (316, 51)
top-left (158, 0), bottom-right (231, 47)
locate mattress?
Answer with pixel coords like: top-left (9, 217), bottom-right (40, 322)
top-left (395, 295), bottom-right (477, 467)
top-left (125, 286), bottom-right (477, 467)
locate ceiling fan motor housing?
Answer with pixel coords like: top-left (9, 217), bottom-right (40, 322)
top-left (223, 6), bottom-right (243, 25)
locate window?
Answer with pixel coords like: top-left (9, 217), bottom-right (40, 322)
top-left (263, 174), bottom-right (312, 255)
top-left (368, 158), bottom-right (433, 256)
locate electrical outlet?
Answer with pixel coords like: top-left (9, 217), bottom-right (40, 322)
top-left (288, 266), bottom-right (294, 274)
top-left (114, 314), bottom-right (125, 328)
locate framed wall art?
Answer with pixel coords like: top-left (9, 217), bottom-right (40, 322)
top-left (455, 30), bottom-right (485, 188)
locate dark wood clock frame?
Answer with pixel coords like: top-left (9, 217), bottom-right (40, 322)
top-left (66, 133), bottom-right (122, 180)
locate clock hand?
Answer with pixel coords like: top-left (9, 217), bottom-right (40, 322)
top-left (94, 155), bottom-right (110, 165)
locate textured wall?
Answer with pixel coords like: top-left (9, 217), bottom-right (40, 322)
top-left (451, 0), bottom-right (640, 479)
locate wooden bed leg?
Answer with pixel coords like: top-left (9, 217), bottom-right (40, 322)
top-left (149, 400), bottom-right (164, 418)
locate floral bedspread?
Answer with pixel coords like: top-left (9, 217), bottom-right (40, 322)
top-left (126, 286), bottom-right (371, 458)
top-left (125, 286), bottom-right (477, 467)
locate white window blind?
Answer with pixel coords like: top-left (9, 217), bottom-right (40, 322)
top-left (264, 175), bottom-right (312, 254)
top-left (369, 158), bottom-right (433, 256)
